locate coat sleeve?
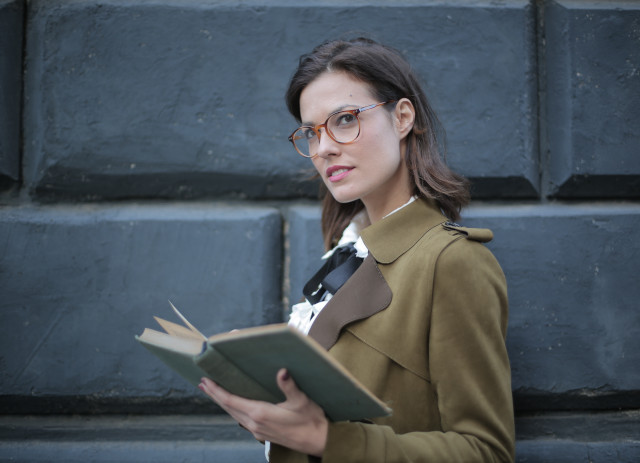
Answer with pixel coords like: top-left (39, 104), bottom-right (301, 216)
top-left (319, 238), bottom-right (515, 463)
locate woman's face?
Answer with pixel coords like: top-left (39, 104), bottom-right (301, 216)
top-left (298, 71), bottom-right (414, 222)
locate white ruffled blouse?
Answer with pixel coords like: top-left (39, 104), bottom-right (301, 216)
top-left (288, 196), bottom-right (416, 335)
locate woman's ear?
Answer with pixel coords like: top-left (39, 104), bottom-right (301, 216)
top-left (395, 98), bottom-right (415, 140)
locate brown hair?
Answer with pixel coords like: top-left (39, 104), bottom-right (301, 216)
top-left (285, 38), bottom-right (470, 250)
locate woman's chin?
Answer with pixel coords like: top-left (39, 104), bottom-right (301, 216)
top-left (328, 191), bottom-right (360, 204)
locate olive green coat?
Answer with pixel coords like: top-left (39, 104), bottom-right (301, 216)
top-left (271, 198), bottom-right (515, 462)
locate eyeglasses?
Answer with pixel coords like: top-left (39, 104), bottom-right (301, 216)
top-left (288, 100), bottom-right (396, 158)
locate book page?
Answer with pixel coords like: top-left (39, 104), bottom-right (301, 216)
top-left (154, 317), bottom-right (205, 341)
top-left (168, 301), bottom-right (207, 340)
top-left (137, 328), bottom-right (205, 355)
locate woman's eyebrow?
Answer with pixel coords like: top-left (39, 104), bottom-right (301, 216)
top-left (301, 104), bottom-right (359, 127)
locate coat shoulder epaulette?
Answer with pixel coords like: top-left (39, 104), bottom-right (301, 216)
top-left (442, 222), bottom-right (494, 243)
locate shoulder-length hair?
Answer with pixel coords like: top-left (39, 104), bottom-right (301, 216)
top-left (285, 38), bottom-right (470, 250)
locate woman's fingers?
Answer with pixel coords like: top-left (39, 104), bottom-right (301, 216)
top-left (199, 377), bottom-right (228, 402)
top-left (199, 378), bottom-right (260, 433)
top-left (197, 373), bottom-right (328, 455)
top-left (199, 377), bottom-right (255, 413)
top-left (275, 369), bottom-right (307, 409)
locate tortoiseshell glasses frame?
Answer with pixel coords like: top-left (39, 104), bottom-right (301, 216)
top-left (288, 100), bottom-right (396, 158)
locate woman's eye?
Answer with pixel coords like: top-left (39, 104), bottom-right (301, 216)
top-left (303, 128), bottom-right (317, 141)
top-left (335, 113), bottom-right (356, 126)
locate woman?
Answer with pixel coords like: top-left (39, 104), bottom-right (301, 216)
top-left (199, 37), bottom-right (515, 462)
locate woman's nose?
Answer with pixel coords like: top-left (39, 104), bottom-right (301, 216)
top-left (314, 129), bottom-right (340, 159)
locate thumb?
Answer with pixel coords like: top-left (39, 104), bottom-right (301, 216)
top-left (276, 368), bottom-right (305, 405)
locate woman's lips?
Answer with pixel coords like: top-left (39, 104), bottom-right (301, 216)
top-left (326, 166), bottom-right (354, 183)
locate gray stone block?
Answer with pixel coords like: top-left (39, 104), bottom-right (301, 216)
top-left (463, 203), bottom-right (640, 409)
top-left (23, 0), bottom-right (537, 200)
top-left (0, 0), bottom-right (23, 189)
top-left (285, 205), bottom-right (324, 310)
top-left (0, 415), bottom-right (266, 463)
top-left (283, 203), bottom-right (640, 410)
top-left (0, 203), bottom-right (282, 401)
top-left (1, 412), bottom-right (639, 463)
top-left (0, 441), bottom-right (265, 463)
top-left (515, 440), bottom-right (640, 463)
top-left (544, 1), bottom-right (640, 198)
top-left (515, 410), bottom-right (640, 462)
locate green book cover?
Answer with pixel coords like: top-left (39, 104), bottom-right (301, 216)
top-left (136, 303), bottom-right (392, 422)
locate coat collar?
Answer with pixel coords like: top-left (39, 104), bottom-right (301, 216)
top-left (308, 197), bottom-right (447, 350)
top-left (362, 197), bottom-right (447, 264)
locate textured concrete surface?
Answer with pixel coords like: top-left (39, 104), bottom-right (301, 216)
top-left (0, 415), bottom-right (266, 463)
top-left (1, 412), bottom-right (638, 463)
top-left (0, 0), bottom-right (23, 188)
top-left (285, 205), bottom-right (324, 309)
top-left (544, 0), bottom-right (640, 198)
top-left (2, 0), bottom-right (639, 461)
top-left (0, 203), bottom-right (282, 399)
top-left (0, 442), bottom-right (265, 463)
top-left (23, 0), bottom-right (537, 200)
top-left (515, 440), bottom-right (640, 463)
top-left (463, 203), bottom-right (640, 409)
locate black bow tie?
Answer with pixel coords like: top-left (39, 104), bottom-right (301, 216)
top-left (303, 243), bottom-right (364, 304)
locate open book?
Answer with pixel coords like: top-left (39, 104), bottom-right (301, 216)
top-left (135, 302), bottom-right (391, 422)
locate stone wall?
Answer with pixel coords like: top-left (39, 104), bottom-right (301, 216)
top-left (1, 0), bottom-right (639, 461)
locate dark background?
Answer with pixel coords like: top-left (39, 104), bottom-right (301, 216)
top-left (1, 0), bottom-right (639, 461)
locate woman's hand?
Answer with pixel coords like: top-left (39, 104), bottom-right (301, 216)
top-left (199, 368), bottom-right (329, 457)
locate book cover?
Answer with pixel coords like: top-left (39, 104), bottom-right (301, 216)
top-left (136, 302), bottom-right (392, 422)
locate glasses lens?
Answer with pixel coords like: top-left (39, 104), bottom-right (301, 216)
top-left (291, 127), bottom-right (317, 157)
top-left (327, 111), bottom-right (360, 143)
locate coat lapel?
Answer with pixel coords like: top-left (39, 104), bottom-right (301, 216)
top-left (307, 254), bottom-right (392, 350)
top-left (307, 198), bottom-right (446, 351)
